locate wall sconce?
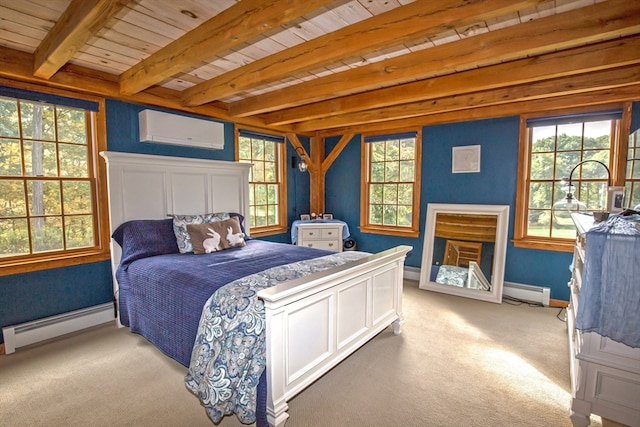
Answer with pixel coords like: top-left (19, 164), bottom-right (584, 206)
top-left (295, 147), bottom-right (308, 173)
top-left (552, 159), bottom-right (611, 223)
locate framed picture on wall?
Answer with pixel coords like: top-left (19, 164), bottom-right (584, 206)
top-left (300, 214), bottom-right (311, 220)
top-left (452, 145), bottom-right (481, 173)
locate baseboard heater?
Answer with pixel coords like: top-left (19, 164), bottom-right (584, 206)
top-left (503, 282), bottom-right (550, 306)
top-left (2, 303), bottom-right (114, 354)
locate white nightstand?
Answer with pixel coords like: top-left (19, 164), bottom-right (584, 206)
top-left (295, 222), bottom-right (344, 252)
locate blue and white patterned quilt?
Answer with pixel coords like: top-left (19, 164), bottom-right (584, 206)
top-left (184, 251), bottom-right (369, 424)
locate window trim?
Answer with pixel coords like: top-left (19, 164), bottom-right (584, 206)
top-left (514, 102), bottom-right (632, 252)
top-left (0, 81), bottom-right (110, 276)
top-left (234, 125), bottom-right (288, 237)
top-left (359, 128), bottom-right (422, 237)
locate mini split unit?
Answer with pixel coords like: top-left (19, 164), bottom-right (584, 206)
top-left (139, 109), bottom-right (225, 150)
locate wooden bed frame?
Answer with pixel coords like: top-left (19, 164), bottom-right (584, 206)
top-left (100, 151), bottom-right (411, 427)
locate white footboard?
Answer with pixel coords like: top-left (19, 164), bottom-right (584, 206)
top-left (258, 245), bottom-right (412, 427)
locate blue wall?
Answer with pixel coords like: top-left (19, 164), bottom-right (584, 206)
top-left (2, 98), bottom-right (639, 342)
top-left (324, 117), bottom-right (574, 300)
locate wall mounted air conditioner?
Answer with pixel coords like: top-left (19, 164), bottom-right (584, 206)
top-left (139, 109), bottom-right (224, 150)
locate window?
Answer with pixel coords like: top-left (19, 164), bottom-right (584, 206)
top-left (0, 84), bottom-right (109, 274)
top-left (360, 130), bottom-right (421, 237)
top-left (236, 128), bottom-right (287, 235)
top-left (515, 105), bottom-right (629, 251)
top-left (626, 129), bottom-right (640, 209)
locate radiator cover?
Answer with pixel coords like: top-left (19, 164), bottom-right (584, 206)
top-left (2, 303), bottom-right (114, 354)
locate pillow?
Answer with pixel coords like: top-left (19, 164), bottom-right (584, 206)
top-left (111, 219), bottom-right (178, 269)
top-left (435, 265), bottom-right (469, 287)
top-left (168, 212), bottom-right (229, 253)
top-left (228, 212), bottom-right (250, 238)
top-left (187, 217), bottom-right (246, 254)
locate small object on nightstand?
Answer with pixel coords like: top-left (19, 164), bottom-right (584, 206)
top-left (592, 211), bottom-right (609, 222)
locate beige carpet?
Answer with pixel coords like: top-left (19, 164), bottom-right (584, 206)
top-left (0, 281), bottom-right (624, 427)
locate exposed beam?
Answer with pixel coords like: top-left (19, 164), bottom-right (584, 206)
top-left (229, 0), bottom-right (640, 117)
top-left (0, 46), bottom-right (289, 133)
top-left (322, 134), bottom-right (354, 173)
top-left (119, 0), bottom-right (335, 96)
top-left (266, 35), bottom-right (640, 128)
top-left (292, 62), bottom-right (640, 133)
top-left (181, 0), bottom-right (545, 106)
top-left (33, 0), bottom-right (129, 79)
top-left (317, 85), bottom-right (640, 137)
top-left (309, 137), bottom-right (325, 214)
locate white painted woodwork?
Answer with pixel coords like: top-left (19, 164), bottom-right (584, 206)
top-left (99, 151), bottom-right (251, 304)
top-left (567, 213), bottom-right (640, 427)
top-left (419, 203), bottom-right (509, 304)
top-left (295, 222), bottom-right (343, 252)
top-left (100, 151), bottom-right (411, 427)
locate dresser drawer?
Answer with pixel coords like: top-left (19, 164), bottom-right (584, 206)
top-left (299, 240), bottom-right (341, 251)
top-left (300, 228), bottom-right (322, 239)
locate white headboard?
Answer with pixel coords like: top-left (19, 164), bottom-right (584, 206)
top-left (100, 151), bottom-right (251, 286)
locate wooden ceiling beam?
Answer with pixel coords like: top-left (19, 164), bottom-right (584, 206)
top-left (0, 45), bottom-right (288, 133)
top-left (229, 0), bottom-right (640, 117)
top-left (265, 35), bottom-right (640, 128)
top-left (294, 65), bottom-right (640, 132)
top-left (180, 0), bottom-right (545, 106)
top-left (316, 85), bottom-right (640, 137)
top-left (119, 0), bottom-right (335, 96)
top-left (33, 0), bottom-right (129, 79)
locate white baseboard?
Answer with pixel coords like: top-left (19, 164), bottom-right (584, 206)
top-left (503, 282), bottom-right (550, 306)
top-left (404, 267), bottom-right (550, 307)
top-left (2, 303), bottom-right (114, 354)
top-left (404, 266), bottom-right (421, 282)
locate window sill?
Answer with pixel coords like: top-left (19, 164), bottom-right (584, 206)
top-left (0, 250), bottom-right (112, 277)
top-left (359, 225), bottom-right (419, 238)
top-left (512, 237), bottom-right (574, 253)
top-left (249, 225), bottom-right (288, 238)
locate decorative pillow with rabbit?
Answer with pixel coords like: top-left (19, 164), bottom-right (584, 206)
top-left (187, 216), bottom-right (246, 254)
top-left (169, 212), bottom-right (230, 253)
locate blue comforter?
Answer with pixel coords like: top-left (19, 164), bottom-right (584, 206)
top-left (115, 238), bottom-right (335, 426)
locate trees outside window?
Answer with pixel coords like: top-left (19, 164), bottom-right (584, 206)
top-left (626, 129), bottom-right (640, 209)
top-left (360, 130), bottom-right (421, 237)
top-left (236, 128), bottom-right (287, 235)
top-left (515, 105), bottom-right (632, 252)
top-left (0, 86), bottom-right (108, 274)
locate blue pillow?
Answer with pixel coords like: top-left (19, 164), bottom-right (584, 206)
top-left (112, 219), bottom-right (178, 269)
top-left (228, 212), bottom-right (250, 238)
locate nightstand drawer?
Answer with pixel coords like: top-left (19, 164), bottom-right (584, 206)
top-left (300, 228), bottom-right (322, 239)
top-left (295, 222), bottom-right (345, 252)
top-left (300, 240), bottom-right (340, 251)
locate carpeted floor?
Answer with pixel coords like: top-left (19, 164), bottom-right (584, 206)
top-left (0, 280), bottom-right (625, 426)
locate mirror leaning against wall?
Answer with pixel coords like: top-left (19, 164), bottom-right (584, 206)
top-left (419, 204), bottom-right (510, 303)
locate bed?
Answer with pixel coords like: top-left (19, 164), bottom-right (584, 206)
top-left (100, 151), bottom-right (411, 427)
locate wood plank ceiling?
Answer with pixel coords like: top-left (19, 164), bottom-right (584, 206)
top-left (0, 0), bottom-right (639, 137)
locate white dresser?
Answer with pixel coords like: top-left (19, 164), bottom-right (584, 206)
top-left (295, 222), bottom-right (343, 252)
top-left (567, 213), bottom-right (640, 427)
